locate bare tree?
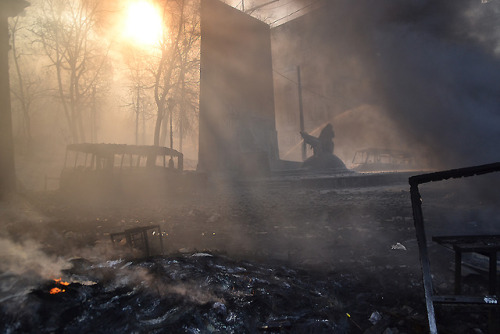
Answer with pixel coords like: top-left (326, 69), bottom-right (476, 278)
top-left (152, 0), bottom-right (200, 149)
top-left (173, 1), bottom-right (200, 152)
top-left (122, 46), bottom-right (156, 145)
top-left (152, 0), bottom-right (184, 147)
top-left (0, 0), bottom-right (30, 198)
top-left (9, 15), bottom-right (46, 151)
top-left (32, 0), bottom-right (110, 143)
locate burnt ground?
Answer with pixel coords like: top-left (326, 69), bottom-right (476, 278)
top-left (1, 174), bottom-right (500, 333)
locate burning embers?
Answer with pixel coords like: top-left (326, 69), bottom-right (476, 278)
top-left (49, 287), bottom-right (64, 294)
top-left (49, 278), bottom-right (70, 294)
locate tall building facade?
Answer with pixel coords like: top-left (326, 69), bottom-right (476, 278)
top-left (198, 0), bottom-right (279, 175)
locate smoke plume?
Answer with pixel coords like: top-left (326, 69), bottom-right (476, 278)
top-left (274, 0), bottom-right (500, 168)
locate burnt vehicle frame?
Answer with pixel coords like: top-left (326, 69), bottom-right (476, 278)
top-left (352, 147), bottom-right (415, 172)
top-left (59, 143), bottom-right (194, 196)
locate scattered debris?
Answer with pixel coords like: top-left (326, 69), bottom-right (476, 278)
top-left (391, 242), bottom-right (407, 251)
top-left (369, 311), bottom-right (382, 325)
top-left (109, 225), bottom-right (164, 257)
top-left (192, 252), bottom-right (213, 257)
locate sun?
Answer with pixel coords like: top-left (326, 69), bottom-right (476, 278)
top-left (123, 0), bottom-right (163, 47)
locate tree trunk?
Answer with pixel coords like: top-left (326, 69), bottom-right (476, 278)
top-left (153, 107), bottom-right (164, 147)
top-left (91, 86), bottom-right (97, 143)
top-left (160, 111), bottom-right (168, 146)
top-left (142, 110), bottom-right (146, 145)
top-left (0, 16), bottom-right (16, 197)
top-left (169, 105), bottom-right (173, 150)
top-left (55, 62), bottom-right (75, 143)
top-left (11, 18), bottom-right (32, 150)
top-left (135, 86), bottom-right (140, 145)
top-left (153, 0), bottom-right (185, 147)
top-left (179, 111), bottom-right (183, 152)
top-left (178, 68), bottom-right (186, 152)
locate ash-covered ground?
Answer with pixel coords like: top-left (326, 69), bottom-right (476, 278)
top-left (1, 174), bottom-right (499, 333)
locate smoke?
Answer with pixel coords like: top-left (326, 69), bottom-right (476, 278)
top-left (371, 0), bottom-right (500, 167)
top-left (89, 258), bottom-right (223, 305)
top-left (0, 237), bottom-right (71, 312)
top-left (0, 238), bottom-right (71, 279)
top-left (273, 0), bottom-right (500, 168)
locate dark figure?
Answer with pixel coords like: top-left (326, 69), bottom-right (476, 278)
top-left (300, 123), bottom-right (334, 157)
top-left (318, 123), bottom-right (334, 154)
top-left (300, 123), bottom-right (347, 171)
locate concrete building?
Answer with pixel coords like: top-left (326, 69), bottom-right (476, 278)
top-left (198, 0), bottom-right (279, 175)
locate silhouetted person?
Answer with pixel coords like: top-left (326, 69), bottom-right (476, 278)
top-left (318, 123), bottom-right (334, 155)
top-left (300, 123), bottom-right (335, 157)
top-left (300, 123), bottom-right (347, 171)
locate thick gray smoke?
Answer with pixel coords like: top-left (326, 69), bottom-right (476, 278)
top-left (278, 0), bottom-right (500, 168)
top-left (0, 238), bottom-right (70, 279)
top-left (370, 0), bottom-right (500, 167)
top-left (0, 237), bottom-right (71, 312)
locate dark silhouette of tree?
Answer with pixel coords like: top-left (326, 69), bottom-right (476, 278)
top-left (173, 2), bottom-right (200, 152)
top-left (9, 16), bottom-right (47, 152)
top-left (152, 0), bottom-right (200, 148)
top-left (32, 0), bottom-right (110, 144)
top-left (0, 0), bottom-right (29, 199)
top-left (122, 46), bottom-right (155, 145)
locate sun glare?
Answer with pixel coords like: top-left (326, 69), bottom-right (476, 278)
top-left (124, 0), bottom-right (163, 47)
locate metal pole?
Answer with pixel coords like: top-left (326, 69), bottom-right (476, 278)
top-left (410, 183), bottom-right (438, 334)
top-left (297, 66), bottom-right (306, 161)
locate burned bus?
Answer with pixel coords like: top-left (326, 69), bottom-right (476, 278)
top-left (60, 143), bottom-right (204, 197)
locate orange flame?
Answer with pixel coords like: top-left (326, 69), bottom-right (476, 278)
top-left (54, 278), bottom-right (70, 286)
top-left (49, 278), bottom-right (70, 294)
top-left (49, 287), bottom-right (65, 294)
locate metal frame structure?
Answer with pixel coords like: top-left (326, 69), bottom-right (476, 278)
top-left (110, 225), bottom-right (164, 257)
top-left (64, 143), bottom-right (184, 171)
top-left (409, 162), bottom-right (500, 333)
top-left (59, 143), bottom-right (191, 195)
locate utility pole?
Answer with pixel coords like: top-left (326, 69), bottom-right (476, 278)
top-left (297, 66), bottom-right (306, 161)
top-left (0, 0), bottom-right (29, 199)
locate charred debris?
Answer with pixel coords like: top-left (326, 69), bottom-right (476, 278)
top-left (2, 160), bottom-right (500, 333)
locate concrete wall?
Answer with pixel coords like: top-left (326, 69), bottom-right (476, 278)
top-left (198, 0), bottom-right (279, 175)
